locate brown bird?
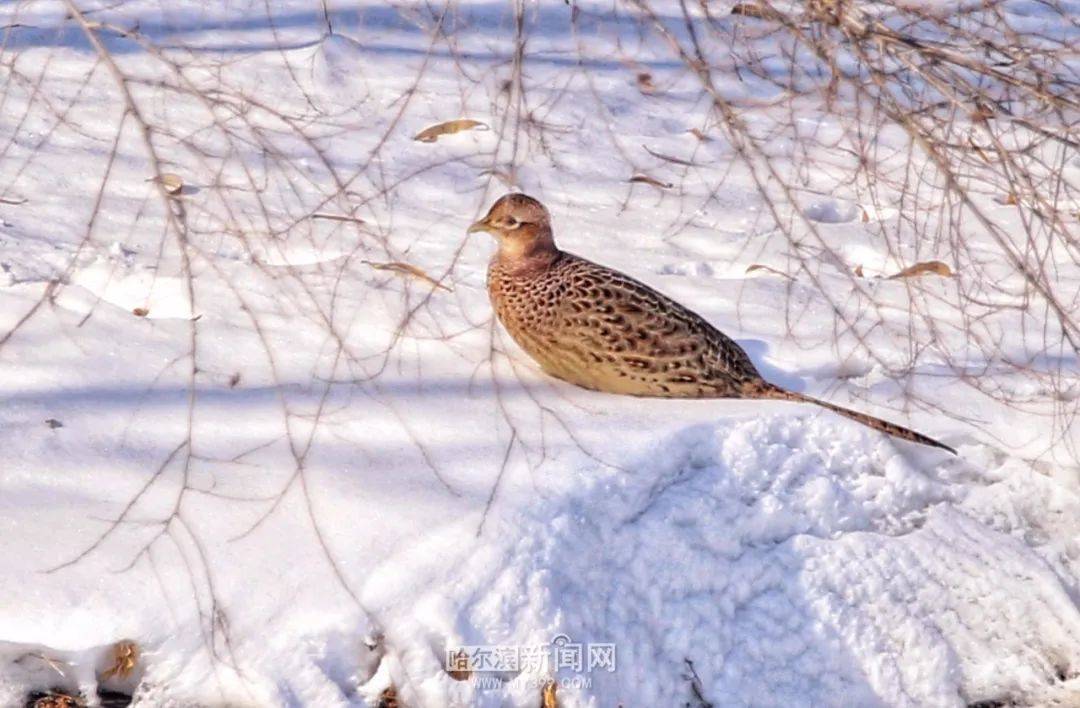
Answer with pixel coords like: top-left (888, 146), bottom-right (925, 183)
top-left (468, 193), bottom-right (955, 454)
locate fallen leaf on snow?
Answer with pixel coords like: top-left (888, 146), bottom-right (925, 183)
top-left (101, 640), bottom-right (139, 680)
top-left (629, 174), bottom-right (673, 189)
top-left (147, 173), bottom-right (184, 195)
top-left (745, 263), bottom-right (791, 278)
top-left (377, 686), bottom-right (401, 708)
top-left (446, 648), bottom-right (471, 681)
top-left (886, 260), bottom-right (953, 279)
top-left (644, 145), bottom-right (700, 167)
top-left (542, 679), bottom-right (558, 708)
top-left (413, 119), bottom-right (488, 143)
top-left (312, 212), bottom-right (365, 224)
top-left (362, 260), bottom-right (452, 292)
top-left (30, 692), bottom-right (84, 708)
top-left (636, 72), bottom-right (656, 93)
top-left (730, 2), bottom-right (777, 19)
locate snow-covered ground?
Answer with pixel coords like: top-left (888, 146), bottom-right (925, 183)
top-left (1, 1), bottom-right (1079, 706)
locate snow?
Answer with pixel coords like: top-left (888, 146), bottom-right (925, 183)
top-left (1, 0), bottom-right (1079, 706)
top-left (361, 418), bottom-right (1080, 706)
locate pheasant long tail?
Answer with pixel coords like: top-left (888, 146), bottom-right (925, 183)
top-left (748, 382), bottom-right (956, 454)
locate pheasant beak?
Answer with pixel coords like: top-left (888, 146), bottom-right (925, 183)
top-left (467, 217), bottom-right (492, 235)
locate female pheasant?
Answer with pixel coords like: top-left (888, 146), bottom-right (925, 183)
top-left (469, 193), bottom-right (954, 453)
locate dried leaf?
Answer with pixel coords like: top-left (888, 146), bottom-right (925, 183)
top-left (745, 263), bottom-right (790, 278)
top-left (688, 128), bottom-right (712, 142)
top-left (31, 692), bottom-right (84, 708)
top-left (45, 418), bottom-right (63, 429)
top-left (860, 207), bottom-right (870, 223)
top-left (886, 260), bottom-right (953, 280)
top-left (21, 651), bottom-right (68, 678)
top-left (312, 212), bottom-right (364, 224)
top-left (730, 2), bottom-right (776, 19)
top-left (542, 679), bottom-right (558, 708)
top-left (362, 260), bottom-right (452, 292)
top-left (132, 307), bottom-right (149, 317)
top-left (968, 136), bottom-right (994, 164)
top-left (229, 372), bottom-right (241, 388)
top-left (446, 648), bottom-right (472, 681)
top-left (376, 686), bottom-right (400, 708)
top-left (853, 264), bottom-right (865, 277)
top-left (413, 119), bottom-right (488, 143)
top-left (629, 174), bottom-right (673, 189)
top-left (636, 72), bottom-right (656, 93)
top-left (643, 145), bottom-right (700, 167)
top-left (101, 640), bottom-right (139, 680)
top-left (147, 173), bottom-right (184, 195)
top-left (995, 192), bottom-right (1018, 205)
top-left (970, 104), bottom-right (994, 122)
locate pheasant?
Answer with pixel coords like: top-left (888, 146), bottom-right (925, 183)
top-left (468, 193), bottom-right (955, 454)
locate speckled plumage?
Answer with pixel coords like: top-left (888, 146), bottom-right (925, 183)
top-left (488, 250), bottom-right (760, 398)
top-left (470, 193), bottom-right (954, 453)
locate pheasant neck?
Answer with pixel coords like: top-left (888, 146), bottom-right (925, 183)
top-left (496, 229), bottom-right (559, 275)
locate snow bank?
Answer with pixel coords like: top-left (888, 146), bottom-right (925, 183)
top-left (368, 417), bottom-right (1080, 706)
